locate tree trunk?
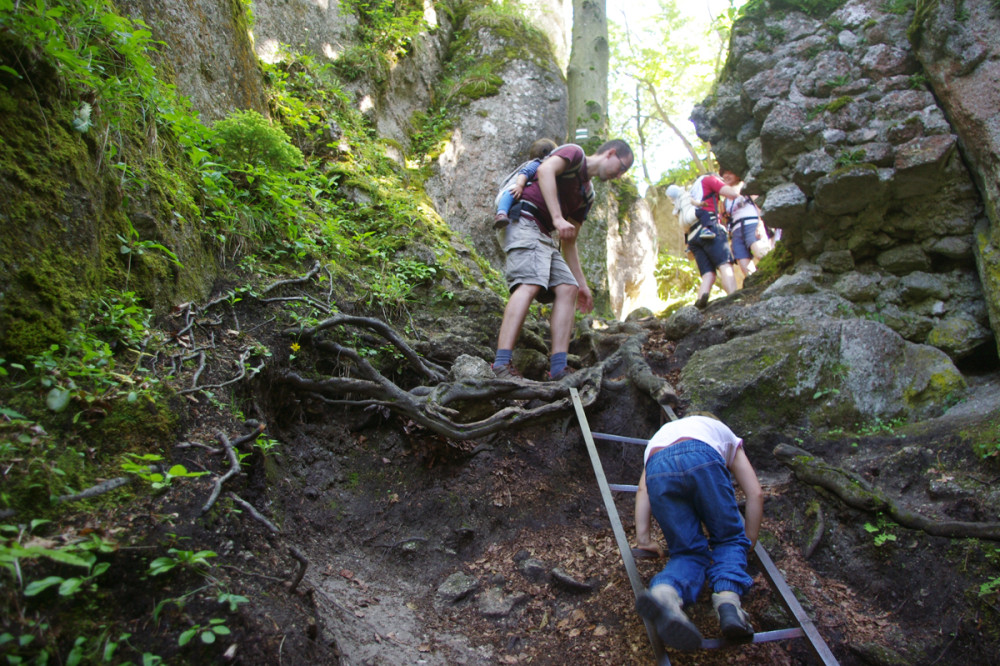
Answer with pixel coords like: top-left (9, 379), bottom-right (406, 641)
top-left (567, 0), bottom-right (608, 144)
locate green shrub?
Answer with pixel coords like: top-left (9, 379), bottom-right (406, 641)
top-left (213, 110), bottom-right (303, 170)
top-left (835, 149), bottom-right (866, 167)
top-left (654, 252), bottom-right (701, 302)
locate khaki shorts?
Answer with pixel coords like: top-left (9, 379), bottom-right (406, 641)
top-left (502, 217), bottom-right (578, 304)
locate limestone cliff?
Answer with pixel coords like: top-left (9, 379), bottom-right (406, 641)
top-left (692, 0), bottom-right (996, 363)
top-left (909, 0), bottom-right (1000, 361)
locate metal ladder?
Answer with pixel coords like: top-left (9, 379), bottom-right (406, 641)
top-left (569, 388), bottom-right (839, 665)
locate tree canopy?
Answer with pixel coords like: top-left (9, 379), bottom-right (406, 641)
top-left (608, 0), bottom-right (742, 188)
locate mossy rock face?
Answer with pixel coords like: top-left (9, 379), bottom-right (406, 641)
top-left (89, 390), bottom-right (181, 457)
top-left (681, 318), bottom-right (966, 434)
top-left (813, 165), bottom-right (885, 216)
top-left (0, 81), bottom-right (219, 357)
top-left (0, 91), bottom-right (106, 356)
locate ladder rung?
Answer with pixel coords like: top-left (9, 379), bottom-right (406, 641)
top-left (591, 431), bottom-right (649, 446)
top-left (700, 627), bottom-right (805, 649)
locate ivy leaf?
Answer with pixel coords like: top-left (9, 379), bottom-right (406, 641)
top-left (58, 577), bottom-right (85, 596)
top-left (46, 387), bottom-right (71, 412)
top-left (72, 102), bottom-right (92, 133)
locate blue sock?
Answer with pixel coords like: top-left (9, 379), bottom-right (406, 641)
top-left (493, 349), bottom-right (512, 368)
top-left (550, 352), bottom-right (567, 375)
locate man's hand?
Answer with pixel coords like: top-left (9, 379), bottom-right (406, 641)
top-left (553, 216), bottom-right (576, 240)
top-left (577, 284), bottom-right (593, 313)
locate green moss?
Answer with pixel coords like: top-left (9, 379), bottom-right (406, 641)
top-left (747, 240), bottom-right (792, 285)
top-left (829, 162), bottom-right (878, 179)
top-left (908, 0), bottom-right (941, 46)
top-left (741, 0), bottom-right (847, 19)
top-left (90, 391), bottom-right (180, 456)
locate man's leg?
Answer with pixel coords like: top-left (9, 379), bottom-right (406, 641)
top-left (691, 460), bottom-right (755, 642)
top-left (547, 283), bottom-right (579, 378)
top-left (494, 283), bottom-right (541, 367)
top-left (695, 272), bottom-right (716, 309)
top-left (549, 282), bottom-right (578, 355)
top-left (637, 445), bottom-right (712, 651)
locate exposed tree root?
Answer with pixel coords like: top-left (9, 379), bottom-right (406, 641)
top-left (802, 502), bottom-right (825, 559)
top-left (200, 425), bottom-right (265, 515)
top-left (276, 318), bottom-right (678, 440)
top-left (774, 443), bottom-right (1000, 542)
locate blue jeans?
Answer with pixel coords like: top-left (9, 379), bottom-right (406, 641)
top-left (646, 440), bottom-right (753, 605)
top-left (688, 210), bottom-right (734, 275)
top-left (497, 189), bottom-right (516, 215)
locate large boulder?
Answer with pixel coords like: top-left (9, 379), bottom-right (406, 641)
top-left (423, 38), bottom-right (566, 269)
top-left (681, 318), bottom-right (966, 434)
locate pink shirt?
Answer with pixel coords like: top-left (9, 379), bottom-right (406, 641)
top-left (697, 175), bottom-right (727, 213)
top-left (643, 416), bottom-right (744, 467)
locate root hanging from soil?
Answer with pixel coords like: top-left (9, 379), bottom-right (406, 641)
top-left (774, 443), bottom-right (1000, 541)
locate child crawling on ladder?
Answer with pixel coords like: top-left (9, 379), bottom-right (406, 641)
top-left (633, 413), bottom-right (763, 650)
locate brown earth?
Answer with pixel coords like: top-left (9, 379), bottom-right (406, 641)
top-left (6, 294), bottom-right (1000, 666)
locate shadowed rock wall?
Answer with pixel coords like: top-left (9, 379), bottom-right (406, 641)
top-left (692, 0), bottom-right (996, 363)
top-left (909, 0), bottom-right (1000, 360)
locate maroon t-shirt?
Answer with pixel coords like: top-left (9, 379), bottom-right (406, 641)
top-left (518, 144), bottom-right (595, 233)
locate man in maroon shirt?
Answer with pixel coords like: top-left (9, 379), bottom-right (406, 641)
top-left (688, 173), bottom-right (741, 309)
top-left (491, 140), bottom-right (633, 380)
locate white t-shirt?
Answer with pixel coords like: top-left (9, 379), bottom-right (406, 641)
top-left (725, 196), bottom-right (758, 223)
top-left (643, 416), bottom-right (744, 467)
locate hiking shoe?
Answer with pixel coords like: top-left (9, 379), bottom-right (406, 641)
top-left (493, 212), bottom-right (510, 229)
top-left (712, 591), bottom-right (754, 643)
top-left (492, 363), bottom-right (522, 379)
top-left (636, 586), bottom-right (702, 651)
top-left (547, 367), bottom-right (573, 381)
top-left (694, 293), bottom-right (710, 310)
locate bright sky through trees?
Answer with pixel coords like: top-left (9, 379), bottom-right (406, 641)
top-left (607, 0), bottom-right (747, 193)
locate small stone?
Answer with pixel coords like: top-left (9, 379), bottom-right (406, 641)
top-left (550, 567), bottom-right (594, 594)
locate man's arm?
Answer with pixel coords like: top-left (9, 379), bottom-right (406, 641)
top-left (719, 182), bottom-right (742, 199)
top-left (559, 228), bottom-right (593, 313)
top-left (729, 448), bottom-right (763, 549)
top-left (535, 155), bottom-right (576, 240)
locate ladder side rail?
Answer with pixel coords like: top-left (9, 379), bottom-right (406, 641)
top-left (753, 543), bottom-right (840, 666)
top-left (569, 388), bottom-right (670, 665)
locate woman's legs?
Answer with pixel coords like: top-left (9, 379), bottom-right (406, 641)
top-left (717, 262), bottom-right (738, 294)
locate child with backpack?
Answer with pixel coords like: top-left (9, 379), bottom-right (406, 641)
top-left (494, 138), bottom-right (558, 228)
